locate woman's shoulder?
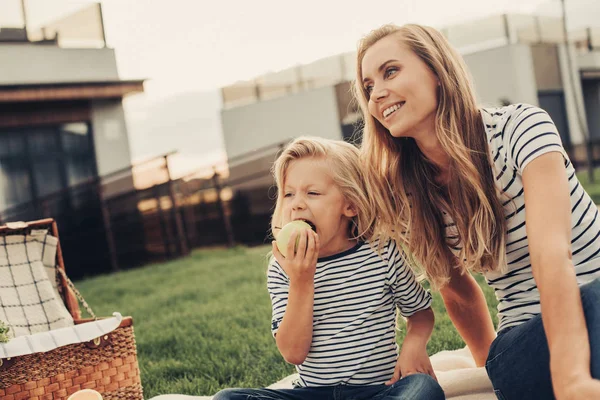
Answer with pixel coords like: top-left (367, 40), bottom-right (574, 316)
top-left (480, 103), bottom-right (549, 124)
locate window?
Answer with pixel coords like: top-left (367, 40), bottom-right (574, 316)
top-left (0, 123), bottom-right (97, 212)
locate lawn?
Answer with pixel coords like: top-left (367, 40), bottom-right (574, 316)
top-left (75, 245), bottom-right (498, 398)
top-left (577, 168), bottom-right (600, 204)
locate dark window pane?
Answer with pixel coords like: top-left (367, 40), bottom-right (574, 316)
top-left (32, 160), bottom-right (63, 197)
top-left (0, 132), bottom-right (26, 157)
top-left (60, 123), bottom-right (95, 186)
top-left (61, 123), bottom-right (90, 154)
top-left (28, 128), bottom-right (59, 156)
top-left (0, 159), bottom-right (32, 209)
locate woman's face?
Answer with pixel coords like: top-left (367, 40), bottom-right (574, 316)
top-left (361, 34), bottom-right (439, 140)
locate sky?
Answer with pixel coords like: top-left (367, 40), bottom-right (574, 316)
top-left (4, 0), bottom-right (600, 176)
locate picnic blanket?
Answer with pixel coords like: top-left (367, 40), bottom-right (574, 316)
top-left (149, 346), bottom-right (495, 400)
top-left (0, 312), bottom-right (123, 358)
top-left (0, 231), bottom-right (75, 337)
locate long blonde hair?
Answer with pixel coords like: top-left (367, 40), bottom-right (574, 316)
top-left (354, 24), bottom-right (507, 288)
top-left (270, 137), bottom-right (376, 242)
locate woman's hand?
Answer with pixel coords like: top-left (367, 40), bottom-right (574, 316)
top-left (272, 229), bottom-right (319, 285)
top-left (386, 342), bottom-right (437, 385)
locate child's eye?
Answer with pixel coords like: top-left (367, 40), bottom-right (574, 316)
top-left (308, 192), bottom-right (320, 196)
top-left (284, 193), bottom-right (293, 198)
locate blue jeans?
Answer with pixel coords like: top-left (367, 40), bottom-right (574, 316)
top-left (212, 374), bottom-right (445, 400)
top-left (485, 277), bottom-right (600, 400)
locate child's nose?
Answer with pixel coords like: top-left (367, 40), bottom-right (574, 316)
top-left (291, 195), bottom-right (306, 210)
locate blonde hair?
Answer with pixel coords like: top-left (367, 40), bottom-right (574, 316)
top-left (354, 24), bottom-right (507, 289)
top-left (270, 136), bottom-right (376, 242)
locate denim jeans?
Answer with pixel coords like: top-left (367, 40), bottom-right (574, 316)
top-left (212, 373), bottom-right (445, 400)
top-left (485, 277), bottom-right (600, 400)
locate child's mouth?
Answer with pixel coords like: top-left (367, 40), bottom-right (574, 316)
top-left (296, 218), bottom-right (317, 232)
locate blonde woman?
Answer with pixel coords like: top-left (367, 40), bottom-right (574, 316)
top-left (355, 24), bottom-right (600, 400)
top-left (214, 137), bottom-right (444, 400)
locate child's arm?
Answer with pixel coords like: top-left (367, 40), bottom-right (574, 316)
top-left (386, 307), bottom-right (436, 385)
top-left (270, 229), bottom-right (319, 365)
top-left (386, 240), bottom-right (437, 384)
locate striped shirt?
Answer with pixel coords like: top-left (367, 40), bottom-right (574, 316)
top-left (448, 104), bottom-right (600, 331)
top-left (267, 240), bottom-right (432, 387)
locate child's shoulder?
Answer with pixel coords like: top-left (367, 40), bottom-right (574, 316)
top-left (363, 238), bottom-right (406, 264)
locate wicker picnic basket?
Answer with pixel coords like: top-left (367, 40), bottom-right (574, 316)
top-left (0, 219), bottom-right (144, 400)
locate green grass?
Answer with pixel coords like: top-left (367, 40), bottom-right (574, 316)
top-left (75, 245), bottom-right (497, 398)
top-left (577, 168), bottom-right (600, 204)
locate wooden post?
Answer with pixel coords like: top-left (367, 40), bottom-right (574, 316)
top-left (164, 155), bottom-right (189, 256)
top-left (212, 171), bottom-right (235, 247)
top-left (179, 180), bottom-right (198, 249)
top-left (154, 185), bottom-right (171, 258)
top-left (97, 179), bottom-right (119, 272)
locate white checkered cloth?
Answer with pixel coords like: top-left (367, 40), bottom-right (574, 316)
top-left (0, 312), bottom-right (123, 358)
top-left (0, 231), bottom-right (74, 337)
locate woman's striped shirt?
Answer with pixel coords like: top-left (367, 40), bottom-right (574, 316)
top-left (449, 103), bottom-right (600, 331)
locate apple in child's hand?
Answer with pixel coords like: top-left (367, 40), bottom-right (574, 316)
top-left (276, 220), bottom-right (313, 258)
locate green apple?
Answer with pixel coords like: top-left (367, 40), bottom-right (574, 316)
top-left (276, 220), bottom-right (313, 258)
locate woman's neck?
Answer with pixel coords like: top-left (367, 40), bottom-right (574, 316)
top-left (414, 133), bottom-right (451, 185)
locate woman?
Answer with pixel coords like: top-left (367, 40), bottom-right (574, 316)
top-left (355, 24), bottom-right (600, 399)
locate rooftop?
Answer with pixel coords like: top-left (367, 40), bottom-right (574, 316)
top-left (0, 0), bottom-right (107, 48)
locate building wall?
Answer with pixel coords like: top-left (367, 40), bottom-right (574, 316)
top-left (0, 44), bottom-right (119, 84)
top-left (531, 44), bottom-right (563, 91)
top-left (583, 81), bottom-right (600, 140)
top-left (221, 85), bottom-right (343, 161)
top-left (91, 99), bottom-right (134, 197)
top-left (558, 43), bottom-right (589, 145)
top-left (463, 44), bottom-right (539, 107)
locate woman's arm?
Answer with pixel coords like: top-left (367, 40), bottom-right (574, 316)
top-left (522, 152), bottom-right (600, 399)
top-left (439, 267), bottom-right (496, 367)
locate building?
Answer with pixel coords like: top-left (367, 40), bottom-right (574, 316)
top-left (0, 2), bottom-right (145, 277)
top-left (215, 13), bottom-right (600, 245)
top-left (220, 14), bottom-right (600, 182)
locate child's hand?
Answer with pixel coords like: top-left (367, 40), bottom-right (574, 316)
top-left (272, 229), bottom-right (319, 285)
top-left (385, 342), bottom-right (437, 385)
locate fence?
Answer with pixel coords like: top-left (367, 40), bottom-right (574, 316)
top-left (0, 146), bottom-right (282, 280)
top-left (4, 135), bottom-right (600, 279)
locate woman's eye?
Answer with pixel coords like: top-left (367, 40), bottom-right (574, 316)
top-left (384, 67), bottom-right (398, 78)
top-left (364, 85), bottom-right (373, 96)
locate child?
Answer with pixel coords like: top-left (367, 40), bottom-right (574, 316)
top-left (213, 137), bottom-right (444, 400)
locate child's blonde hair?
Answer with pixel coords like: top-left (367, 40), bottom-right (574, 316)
top-left (270, 136), bottom-right (376, 242)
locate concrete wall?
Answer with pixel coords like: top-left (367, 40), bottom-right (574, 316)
top-left (583, 81), bottom-right (600, 140)
top-left (578, 52), bottom-right (600, 70)
top-left (463, 44), bottom-right (539, 107)
top-left (531, 44), bottom-right (563, 91)
top-left (558, 43), bottom-right (588, 145)
top-left (91, 99), bottom-right (131, 176)
top-left (90, 99), bottom-right (135, 197)
top-left (221, 85), bottom-right (343, 161)
top-left (0, 44), bottom-right (119, 84)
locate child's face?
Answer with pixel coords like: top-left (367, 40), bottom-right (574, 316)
top-left (281, 157), bottom-right (357, 257)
